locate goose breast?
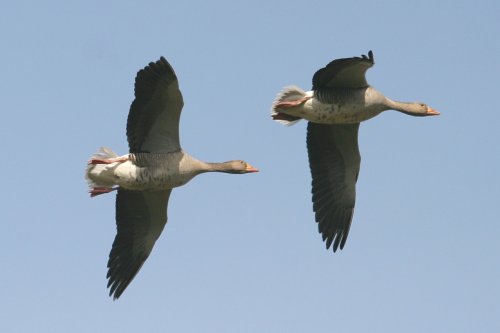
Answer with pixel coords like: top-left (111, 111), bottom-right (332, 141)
top-left (112, 151), bottom-right (206, 190)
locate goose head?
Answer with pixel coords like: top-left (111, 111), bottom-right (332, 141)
top-left (207, 160), bottom-right (259, 174)
top-left (390, 101), bottom-right (440, 117)
top-left (383, 98), bottom-right (441, 117)
top-left (229, 160), bottom-right (259, 174)
top-left (398, 102), bottom-right (441, 117)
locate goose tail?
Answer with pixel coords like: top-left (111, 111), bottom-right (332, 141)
top-left (271, 85), bottom-right (307, 126)
top-left (85, 147), bottom-right (120, 193)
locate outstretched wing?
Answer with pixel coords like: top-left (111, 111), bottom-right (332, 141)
top-left (312, 51), bottom-right (374, 90)
top-left (107, 189), bottom-right (172, 299)
top-left (127, 57), bottom-right (184, 153)
top-left (306, 122), bottom-right (361, 252)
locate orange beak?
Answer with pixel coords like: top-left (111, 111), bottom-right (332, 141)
top-left (245, 164), bottom-right (259, 173)
top-left (426, 107), bottom-right (440, 116)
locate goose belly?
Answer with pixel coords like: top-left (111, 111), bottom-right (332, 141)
top-left (113, 161), bottom-right (196, 191)
top-left (280, 87), bottom-right (386, 124)
top-left (299, 99), bottom-right (383, 124)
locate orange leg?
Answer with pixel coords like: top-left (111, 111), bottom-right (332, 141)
top-left (275, 96), bottom-right (311, 108)
top-left (90, 187), bottom-right (118, 197)
top-left (88, 156), bottom-right (129, 165)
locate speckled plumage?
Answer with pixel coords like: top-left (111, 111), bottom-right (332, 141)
top-left (87, 150), bottom-right (206, 191)
top-left (280, 86), bottom-right (388, 124)
top-left (85, 57), bottom-right (257, 300)
top-left (271, 50), bottom-right (439, 252)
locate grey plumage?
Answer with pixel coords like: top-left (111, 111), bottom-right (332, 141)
top-left (86, 57), bottom-right (257, 300)
top-left (107, 189), bottom-right (171, 299)
top-left (307, 52), bottom-right (369, 251)
top-left (312, 50), bottom-right (374, 89)
top-left (127, 57), bottom-right (183, 154)
top-left (272, 50), bottom-right (438, 252)
top-left (307, 123), bottom-right (360, 251)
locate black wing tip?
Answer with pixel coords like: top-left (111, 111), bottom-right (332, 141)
top-left (317, 49), bottom-right (375, 69)
top-left (158, 56), bottom-right (175, 72)
top-left (140, 56), bottom-right (176, 78)
top-left (367, 50), bottom-right (374, 64)
top-left (109, 285), bottom-right (125, 300)
top-left (149, 56), bottom-right (167, 65)
top-left (319, 210), bottom-right (353, 253)
top-left (106, 274), bottom-right (131, 300)
top-left (359, 50), bottom-right (374, 64)
top-left (105, 254), bottom-right (139, 300)
top-left (322, 231), bottom-right (346, 253)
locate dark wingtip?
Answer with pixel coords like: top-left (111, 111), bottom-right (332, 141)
top-left (339, 238), bottom-right (347, 251)
top-left (360, 50), bottom-right (374, 65)
top-left (368, 50), bottom-right (374, 64)
top-left (159, 56), bottom-right (170, 67)
top-left (332, 240), bottom-right (341, 252)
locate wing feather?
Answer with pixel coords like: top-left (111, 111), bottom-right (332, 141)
top-left (107, 189), bottom-right (172, 299)
top-left (307, 122), bottom-right (361, 252)
top-left (312, 51), bottom-right (374, 89)
top-left (127, 57), bottom-right (184, 153)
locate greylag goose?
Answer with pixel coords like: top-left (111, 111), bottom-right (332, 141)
top-left (271, 50), bottom-right (439, 252)
top-left (85, 57), bottom-right (258, 299)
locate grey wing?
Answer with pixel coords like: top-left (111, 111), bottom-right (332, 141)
top-left (107, 189), bottom-right (172, 299)
top-left (127, 57), bottom-right (184, 153)
top-left (306, 122), bottom-right (361, 252)
top-left (312, 51), bottom-right (374, 89)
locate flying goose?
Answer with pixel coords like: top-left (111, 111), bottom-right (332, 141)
top-left (86, 57), bottom-right (258, 299)
top-left (271, 50), bottom-right (439, 252)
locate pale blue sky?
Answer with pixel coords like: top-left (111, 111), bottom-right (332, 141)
top-left (1, 0), bottom-right (499, 332)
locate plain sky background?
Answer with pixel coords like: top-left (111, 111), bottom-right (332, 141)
top-left (1, 0), bottom-right (499, 332)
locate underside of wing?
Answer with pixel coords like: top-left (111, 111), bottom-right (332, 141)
top-left (107, 189), bottom-right (172, 299)
top-left (127, 57), bottom-right (184, 153)
top-left (306, 122), bottom-right (361, 252)
top-left (312, 51), bottom-right (374, 90)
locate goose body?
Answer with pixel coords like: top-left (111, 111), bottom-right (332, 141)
top-left (87, 150), bottom-right (210, 191)
top-left (273, 86), bottom-right (389, 124)
top-left (271, 50), bottom-right (439, 252)
top-left (85, 57), bottom-right (257, 299)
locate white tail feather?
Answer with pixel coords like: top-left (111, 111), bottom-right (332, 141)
top-left (85, 147), bottom-right (119, 189)
top-left (274, 118), bottom-right (301, 126)
top-left (91, 146), bottom-right (118, 159)
top-left (271, 85), bottom-right (307, 126)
